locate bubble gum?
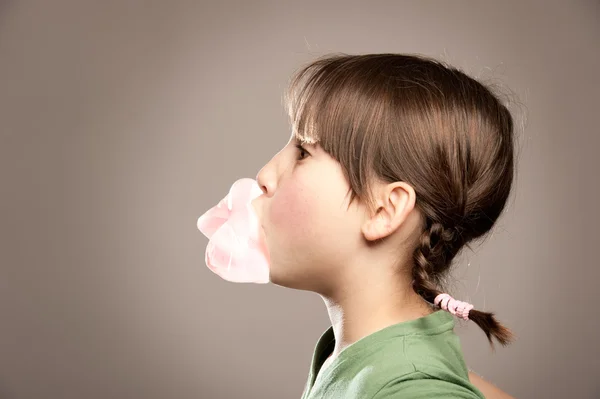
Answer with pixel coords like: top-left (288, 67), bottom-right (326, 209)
top-left (197, 178), bottom-right (270, 284)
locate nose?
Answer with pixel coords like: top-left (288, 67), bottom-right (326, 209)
top-left (255, 160), bottom-right (277, 198)
top-left (255, 138), bottom-right (294, 197)
top-left (252, 162), bottom-right (275, 222)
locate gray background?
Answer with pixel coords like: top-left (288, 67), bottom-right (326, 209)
top-left (1, 1), bottom-right (598, 398)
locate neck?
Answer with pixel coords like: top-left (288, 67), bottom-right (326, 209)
top-left (320, 273), bottom-right (434, 360)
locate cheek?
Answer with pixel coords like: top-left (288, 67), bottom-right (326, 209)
top-left (268, 179), bottom-right (316, 239)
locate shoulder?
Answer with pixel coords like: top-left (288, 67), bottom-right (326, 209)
top-left (370, 371), bottom-right (485, 399)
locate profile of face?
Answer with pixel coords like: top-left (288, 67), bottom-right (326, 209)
top-left (251, 133), bottom-right (367, 294)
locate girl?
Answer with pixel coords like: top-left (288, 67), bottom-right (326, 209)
top-left (251, 53), bottom-right (517, 398)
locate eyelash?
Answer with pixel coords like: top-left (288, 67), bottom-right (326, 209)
top-left (295, 144), bottom-right (310, 160)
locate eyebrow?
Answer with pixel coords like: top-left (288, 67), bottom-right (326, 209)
top-left (301, 137), bottom-right (319, 146)
top-left (296, 137), bottom-right (319, 149)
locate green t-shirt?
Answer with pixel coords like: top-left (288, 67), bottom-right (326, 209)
top-left (300, 310), bottom-right (485, 399)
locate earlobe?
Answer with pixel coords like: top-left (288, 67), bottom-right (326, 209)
top-left (361, 206), bottom-right (393, 241)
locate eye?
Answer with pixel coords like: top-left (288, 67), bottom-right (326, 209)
top-left (295, 144), bottom-right (311, 161)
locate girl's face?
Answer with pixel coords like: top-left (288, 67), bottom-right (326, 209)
top-left (252, 134), bottom-right (366, 293)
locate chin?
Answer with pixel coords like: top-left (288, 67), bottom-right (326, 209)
top-left (267, 265), bottom-right (286, 288)
top-left (267, 265), bottom-right (318, 293)
top-left (266, 263), bottom-right (293, 288)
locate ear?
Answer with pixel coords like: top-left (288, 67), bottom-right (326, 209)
top-left (361, 182), bottom-right (416, 242)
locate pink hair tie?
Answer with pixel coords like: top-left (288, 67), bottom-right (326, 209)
top-left (434, 293), bottom-right (474, 321)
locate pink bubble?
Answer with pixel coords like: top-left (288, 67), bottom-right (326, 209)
top-left (197, 178), bottom-right (270, 284)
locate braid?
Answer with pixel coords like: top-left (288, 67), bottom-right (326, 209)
top-left (412, 220), bottom-right (515, 351)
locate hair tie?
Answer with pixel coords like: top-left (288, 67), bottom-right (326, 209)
top-left (434, 293), bottom-right (474, 321)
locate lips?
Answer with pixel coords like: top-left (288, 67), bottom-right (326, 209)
top-left (197, 178), bottom-right (271, 284)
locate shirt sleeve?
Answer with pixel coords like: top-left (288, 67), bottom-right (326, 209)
top-left (371, 372), bottom-right (484, 399)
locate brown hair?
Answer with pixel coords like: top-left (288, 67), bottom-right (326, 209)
top-left (283, 52), bottom-right (518, 350)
